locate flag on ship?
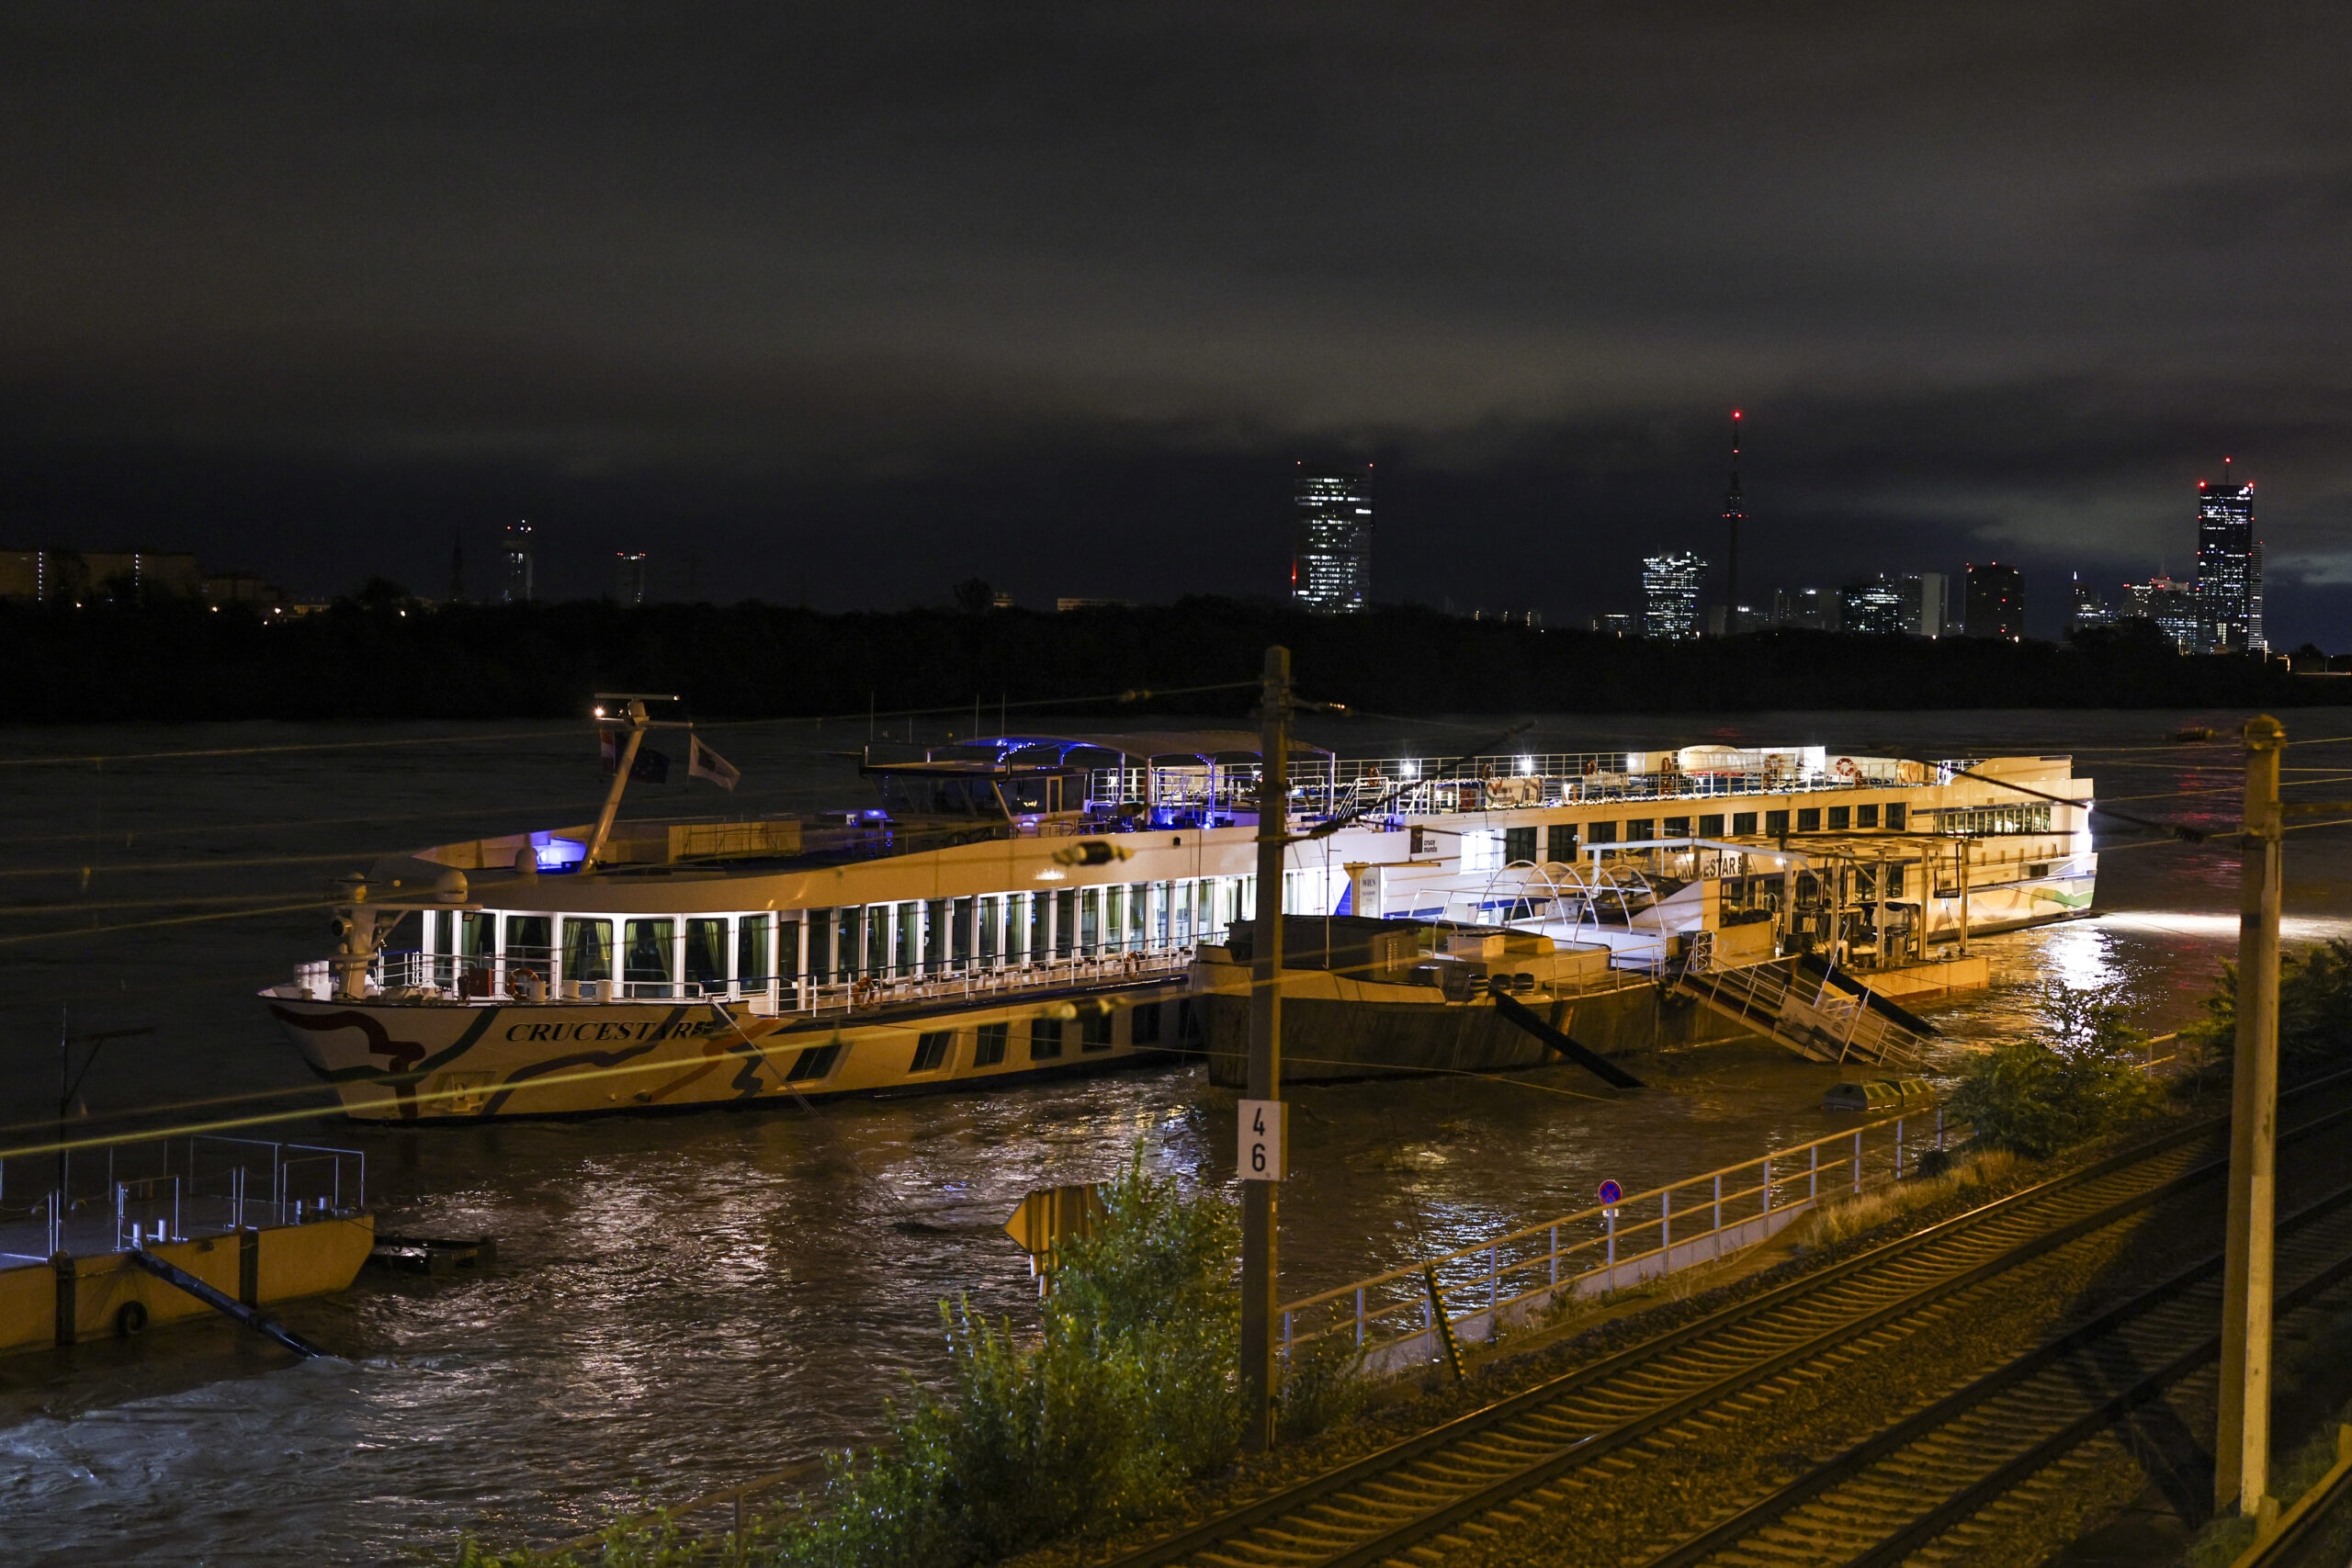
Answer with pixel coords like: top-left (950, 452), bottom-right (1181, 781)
top-left (689, 733), bottom-right (741, 791)
top-left (599, 730), bottom-right (672, 783)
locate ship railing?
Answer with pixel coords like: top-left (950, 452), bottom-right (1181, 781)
top-left (1273, 1106), bottom-right (1972, 1380)
top-left (791, 947), bottom-right (1195, 1017)
top-left (0, 1134), bottom-right (365, 1264)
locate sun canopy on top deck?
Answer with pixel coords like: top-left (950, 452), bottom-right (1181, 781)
top-left (958, 731), bottom-right (1336, 765)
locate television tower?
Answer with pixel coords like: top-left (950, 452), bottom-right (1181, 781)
top-left (1723, 410), bottom-right (1745, 633)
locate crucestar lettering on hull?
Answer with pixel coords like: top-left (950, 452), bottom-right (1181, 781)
top-left (502, 1019), bottom-right (728, 1045)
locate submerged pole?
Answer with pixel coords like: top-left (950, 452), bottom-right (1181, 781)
top-left (1239, 645), bottom-right (1291, 1451)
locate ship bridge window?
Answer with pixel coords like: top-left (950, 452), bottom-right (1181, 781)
top-left (1662, 817), bottom-right (1690, 839)
top-left (1796, 807), bottom-right (1821, 833)
top-left (1765, 810), bottom-right (1789, 838)
top-left (1698, 814), bottom-right (1724, 838)
top-left (1858, 804), bottom-right (1880, 829)
top-left (1627, 818), bottom-right (1656, 843)
top-left (1733, 812), bottom-right (1758, 836)
top-left (563, 919), bottom-right (613, 983)
top-left (1001, 774), bottom-right (1069, 815)
top-left (1886, 803), bottom-right (1907, 829)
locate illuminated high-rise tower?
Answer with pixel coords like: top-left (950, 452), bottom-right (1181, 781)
top-left (502, 521), bottom-right (535, 604)
top-left (1642, 551), bottom-right (1707, 638)
top-left (1721, 409), bottom-right (1746, 631)
top-left (2195, 461), bottom-right (2259, 653)
top-left (1291, 466), bottom-right (1373, 614)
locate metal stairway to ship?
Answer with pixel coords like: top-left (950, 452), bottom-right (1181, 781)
top-left (1674, 953), bottom-right (1935, 1072)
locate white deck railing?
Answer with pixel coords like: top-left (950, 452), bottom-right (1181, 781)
top-left (1277, 1106), bottom-right (1967, 1378)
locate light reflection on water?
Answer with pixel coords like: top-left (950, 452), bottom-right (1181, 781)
top-left (3, 711), bottom-right (2351, 1565)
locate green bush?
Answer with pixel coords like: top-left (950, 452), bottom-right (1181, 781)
top-left (2187, 939), bottom-right (2352, 1074)
top-left (764, 1146), bottom-right (1239, 1567)
top-left (1277, 1331), bottom-right (1371, 1442)
top-left (1950, 984), bottom-right (2165, 1158)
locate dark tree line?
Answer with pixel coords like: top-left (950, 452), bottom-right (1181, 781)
top-left (3, 594), bottom-right (2331, 723)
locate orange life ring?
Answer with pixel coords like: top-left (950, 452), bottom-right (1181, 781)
top-left (1835, 757), bottom-right (1859, 779)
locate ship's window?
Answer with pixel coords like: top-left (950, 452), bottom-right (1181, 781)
top-left (563, 918), bottom-right (613, 982)
top-left (1858, 804), bottom-right (1880, 829)
top-left (738, 917), bottom-right (772, 987)
top-left (975, 1021), bottom-right (1010, 1066)
top-left (1132, 1002), bottom-right (1162, 1044)
top-left (1031, 893), bottom-right (1051, 961)
top-left (785, 1043), bottom-right (842, 1082)
top-left (624, 919), bottom-right (675, 996)
top-left (950, 897), bottom-right (974, 963)
top-left (1545, 823), bottom-right (1578, 862)
top-left (1698, 815), bottom-right (1724, 838)
top-left (1626, 818), bottom-right (1656, 843)
top-left (1504, 827), bottom-right (1537, 864)
top-left (1056, 889), bottom-right (1077, 957)
top-left (911, 1032), bottom-right (954, 1072)
top-left (1662, 817), bottom-right (1690, 839)
top-left (1733, 812), bottom-right (1758, 836)
top-left (1030, 1017), bottom-right (1065, 1060)
top-left (1826, 807), bottom-right (1850, 831)
top-left (1081, 1011), bottom-right (1114, 1052)
top-left (460, 912), bottom-right (494, 959)
top-left (2029, 863), bottom-right (2051, 879)
top-left (1887, 866), bottom-right (1906, 897)
top-left (504, 915), bottom-right (551, 968)
top-left (1765, 810), bottom-right (1789, 838)
top-left (685, 919), bottom-right (728, 992)
top-left (1886, 803), bottom-right (1907, 830)
top-left (1080, 887), bottom-right (1101, 952)
top-left (1587, 820), bottom-right (1618, 845)
top-left (1797, 808), bottom-right (1821, 833)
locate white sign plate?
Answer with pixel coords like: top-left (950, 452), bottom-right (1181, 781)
top-left (1239, 1098), bottom-right (1287, 1181)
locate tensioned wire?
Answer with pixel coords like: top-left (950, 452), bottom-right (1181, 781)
top-left (0, 680), bottom-right (1267, 769)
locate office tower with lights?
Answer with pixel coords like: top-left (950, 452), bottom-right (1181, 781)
top-left (502, 521), bottom-right (535, 604)
top-left (2195, 465), bottom-right (2259, 653)
top-left (2249, 540), bottom-right (2267, 653)
top-left (1963, 561), bottom-right (2024, 639)
top-left (2123, 576), bottom-right (2201, 652)
top-left (1291, 467), bottom-right (1373, 614)
top-left (1838, 576), bottom-right (1905, 635)
top-left (2182, 463), bottom-right (2257, 653)
top-left (1899, 572), bottom-right (1948, 637)
top-left (2069, 573), bottom-right (2116, 633)
top-left (1770, 586), bottom-right (1837, 631)
top-left (614, 551), bottom-right (650, 605)
top-left (1641, 551), bottom-right (1706, 638)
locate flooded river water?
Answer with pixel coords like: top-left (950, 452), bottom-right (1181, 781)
top-left (5, 707), bottom-right (2351, 1565)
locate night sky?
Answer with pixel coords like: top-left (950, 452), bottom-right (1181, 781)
top-left (5, 4), bottom-right (2349, 643)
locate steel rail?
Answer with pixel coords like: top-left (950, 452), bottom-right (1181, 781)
top-left (1644, 1178), bottom-right (2352, 1567)
top-left (1107, 1069), bottom-right (2352, 1568)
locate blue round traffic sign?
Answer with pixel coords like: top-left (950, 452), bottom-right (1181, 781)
top-left (1597, 1179), bottom-right (1623, 1206)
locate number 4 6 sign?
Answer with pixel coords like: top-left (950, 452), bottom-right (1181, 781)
top-left (1238, 1099), bottom-right (1288, 1181)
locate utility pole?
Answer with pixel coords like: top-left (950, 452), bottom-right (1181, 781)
top-left (1239, 645), bottom-right (1292, 1451)
top-left (2218, 714), bottom-right (2285, 1519)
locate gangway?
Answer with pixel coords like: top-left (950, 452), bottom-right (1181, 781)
top-left (1675, 954), bottom-right (1936, 1072)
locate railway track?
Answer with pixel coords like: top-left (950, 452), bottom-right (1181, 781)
top-left (1641, 1177), bottom-right (2352, 1566)
top-left (1108, 1077), bottom-right (2352, 1568)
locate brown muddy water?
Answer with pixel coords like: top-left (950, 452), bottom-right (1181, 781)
top-left (4, 708), bottom-right (2349, 1565)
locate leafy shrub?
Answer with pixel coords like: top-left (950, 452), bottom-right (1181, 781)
top-left (2188, 939), bottom-right (2352, 1075)
top-left (1277, 1331), bottom-right (1370, 1442)
top-left (1949, 985), bottom-right (2165, 1157)
top-left (765, 1145), bottom-right (1238, 1567)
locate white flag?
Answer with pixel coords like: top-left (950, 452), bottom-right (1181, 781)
top-left (688, 733), bottom-right (741, 791)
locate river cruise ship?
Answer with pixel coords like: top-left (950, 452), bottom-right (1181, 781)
top-left (264, 727), bottom-right (2095, 1121)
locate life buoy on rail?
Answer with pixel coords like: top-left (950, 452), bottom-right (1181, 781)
top-left (1835, 757), bottom-right (1860, 780)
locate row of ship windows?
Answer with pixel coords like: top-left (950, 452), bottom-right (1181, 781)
top-left (1495, 802), bottom-right (1915, 863)
top-left (780, 999), bottom-right (1185, 1082)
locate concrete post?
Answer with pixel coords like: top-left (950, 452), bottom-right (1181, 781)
top-left (1239, 645), bottom-right (1291, 1451)
top-left (2218, 715), bottom-right (2286, 1517)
